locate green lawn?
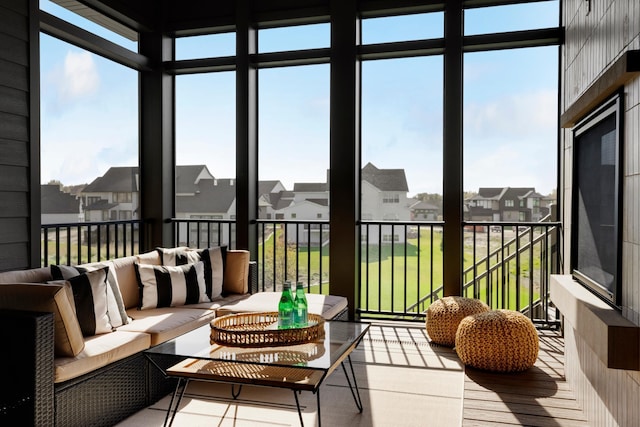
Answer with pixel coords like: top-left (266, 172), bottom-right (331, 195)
top-left (258, 226), bottom-right (542, 315)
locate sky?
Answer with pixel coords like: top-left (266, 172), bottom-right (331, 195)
top-left (39, 0), bottom-right (560, 196)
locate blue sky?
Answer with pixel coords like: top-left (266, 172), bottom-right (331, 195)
top-left (39, 0), bottom-right (559, 196)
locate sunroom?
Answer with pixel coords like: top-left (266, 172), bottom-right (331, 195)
top-left (0, 0), bottom-right (639, 426)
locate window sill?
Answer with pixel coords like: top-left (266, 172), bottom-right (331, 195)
top-left (550, 274), bottom-right (639, 371)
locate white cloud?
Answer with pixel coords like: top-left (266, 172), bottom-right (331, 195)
top-left (63, 51), bottom-right (99, 98)
top-left (465, 89), bottom-right (557, 139)
top-left (48, 51), bottom-right (100, 104)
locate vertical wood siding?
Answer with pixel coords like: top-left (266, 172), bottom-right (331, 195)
top-left (0, 0), bottom-right (31, 271)
top-left (562, 0), bottom-right (640, 425)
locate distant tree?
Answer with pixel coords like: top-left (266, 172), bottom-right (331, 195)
top-left (463, 191), bottom-right (478, 200)
top-left (414, 193), bottom-right (443, 209)
top-left (47, 179), bottom-right (62, 186)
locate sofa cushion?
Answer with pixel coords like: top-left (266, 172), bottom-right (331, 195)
top-left (112, 255), bottom-right (150, 310)
top-left (215, 292), bottom-right (348, 320)
top-left (157, 247), bottom-right (225, 300)
top-left (51, 262), bottom-right (130, 327)
top-left (135, 262), bottom-right (209, 310)
top-left (54, 330), bottom-right (151, 383)
top-left (172, 292), bottom-right (248, 311)
top-left (0, 267), bottom-right (52, 284)
top-left (119, 307), bottom-right (216, 346)
top-left (223, 250), bottom-right (250, 295)
top-left (0, 283), bottom-right (85, 357)
top-left (66, 267), bottom-right (113, 336)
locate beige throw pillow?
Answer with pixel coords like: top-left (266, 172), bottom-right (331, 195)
top-left (223, 250), bottom-right (250, 295)
top-left (0, 283), bottom-right (85, 356)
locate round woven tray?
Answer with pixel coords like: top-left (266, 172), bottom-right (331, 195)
top-left (211, 342), bottom-right (325, 364)
top-left (210, 312), bottom-right (325, 347)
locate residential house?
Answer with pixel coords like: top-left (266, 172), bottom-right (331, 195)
top-left (360, 162), bottom-right (411, 244)
top-left (465, 187), bottom-right (551, 223)
top-left (175, 165), bottom-right (237, 246)
top-left (81, 167), bottom-right (139, 222)
top-left (41, 184), bottom-right (82, 225)
top-left (409, 200), bottom-right (439, 221)
top-left (257, 181), bottom-right (289, 219)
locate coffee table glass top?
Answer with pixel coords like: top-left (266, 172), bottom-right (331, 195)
top-left (146, 320), bottom-right (370, 371)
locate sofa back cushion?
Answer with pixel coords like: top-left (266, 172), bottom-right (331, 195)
top-left (104, 252), bottom-right (160, 310)
top-left (0, 283), bottom-right (85, 356)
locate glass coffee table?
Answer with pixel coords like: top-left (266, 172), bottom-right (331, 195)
top-left (145, 320), bottom-right (370, 427)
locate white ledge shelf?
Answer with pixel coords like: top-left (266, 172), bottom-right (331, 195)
top-left (550, 274), bottom-right (640, 370)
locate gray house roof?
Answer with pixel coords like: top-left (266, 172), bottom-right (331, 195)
top-left (267, 191), bottom-right (295, 210)
top-left (259, 180), bottom-right (283, 195)
top-left (410, 201), bottom-right (438, 211)
top-left (470, 187), bottom-right (536, 201)
top-left (361, 162), bottom-right (409, 192)
top-left (41, 184), bottom-right (80, 214)
top-left (176, 165), bottom-right (214, 194)
top-left (83, 166), bottom-right (138, 193)
top-left (176, 178), bottom-right (235, 214)
top-left (293, 182), bottom-right (328, 192)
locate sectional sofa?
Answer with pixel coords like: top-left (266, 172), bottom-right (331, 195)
top-left (0, 247), bottom-right (347, 426)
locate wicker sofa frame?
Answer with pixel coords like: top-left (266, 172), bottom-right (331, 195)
top-left (0, 262), bottom-right (349, 426)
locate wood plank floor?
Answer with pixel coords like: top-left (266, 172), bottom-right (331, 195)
top-left (462, 329), bottom-right (590, 427)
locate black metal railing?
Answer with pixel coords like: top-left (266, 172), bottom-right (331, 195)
top-left (256, 220), bottom-right (330, 294)
top-left (462, 221), bottom-right (563, 327)
top-left (42, 218), bottom-right (562, 327)
top-left (170, 218), bottom-right (236, 249)
top-left (41, 220), bottom-right (143, 266)
top-left (359, 221), bottom-right (444, 320)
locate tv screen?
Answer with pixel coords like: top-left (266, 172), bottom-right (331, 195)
top-left (571, 94), bottom-right (622, 304)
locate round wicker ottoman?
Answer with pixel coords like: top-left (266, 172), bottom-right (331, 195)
top-left (425, 296), bottom-right (490, 347)
top-left (455, 309), bottom-right (539, 372)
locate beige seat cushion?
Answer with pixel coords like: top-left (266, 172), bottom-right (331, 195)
top-left (172, 293), bottom-right (249, 311)
top-left (54, 330), bottom-right (151, 383)
top-left (0, 283), bottom-right (85, 357)
top-left (215, 292), bottom-right (348, 320)
top-left (119, 307), bottom-right (216, 346)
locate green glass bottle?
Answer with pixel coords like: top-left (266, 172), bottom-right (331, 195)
top-left (278, 281), bottom-right (294, 329)
top-left (293, 281), bottom-right (308, 327)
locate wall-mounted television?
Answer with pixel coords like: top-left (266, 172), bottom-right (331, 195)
top-left (571, 93), bottom-right (623, 306)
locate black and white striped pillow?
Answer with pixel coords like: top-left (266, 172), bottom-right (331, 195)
top-left (66, 267), bottom-right (113, 336)
top-left (156, 247), bottom-right (225, 300)
top-left (134, 261), bottom-right (208, 310)
top-left (51, 262), bottom-right (130, 327)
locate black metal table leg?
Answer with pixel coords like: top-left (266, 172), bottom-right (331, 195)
top-left (164, 378), bottom-right (189, 427)
top-left (316, 388), bottom-right (321, 427)
top-left (341, 356), bottom-right (363, 413)
top-left (293, 390), bottom-right (305, 426)
top-left (231, 384), bottom-right (243, 399)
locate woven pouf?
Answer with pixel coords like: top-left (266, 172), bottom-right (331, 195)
top-left (425, 296), bottom-right (490, 347)
top-left (455, 309), bottom-right (539, 372)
